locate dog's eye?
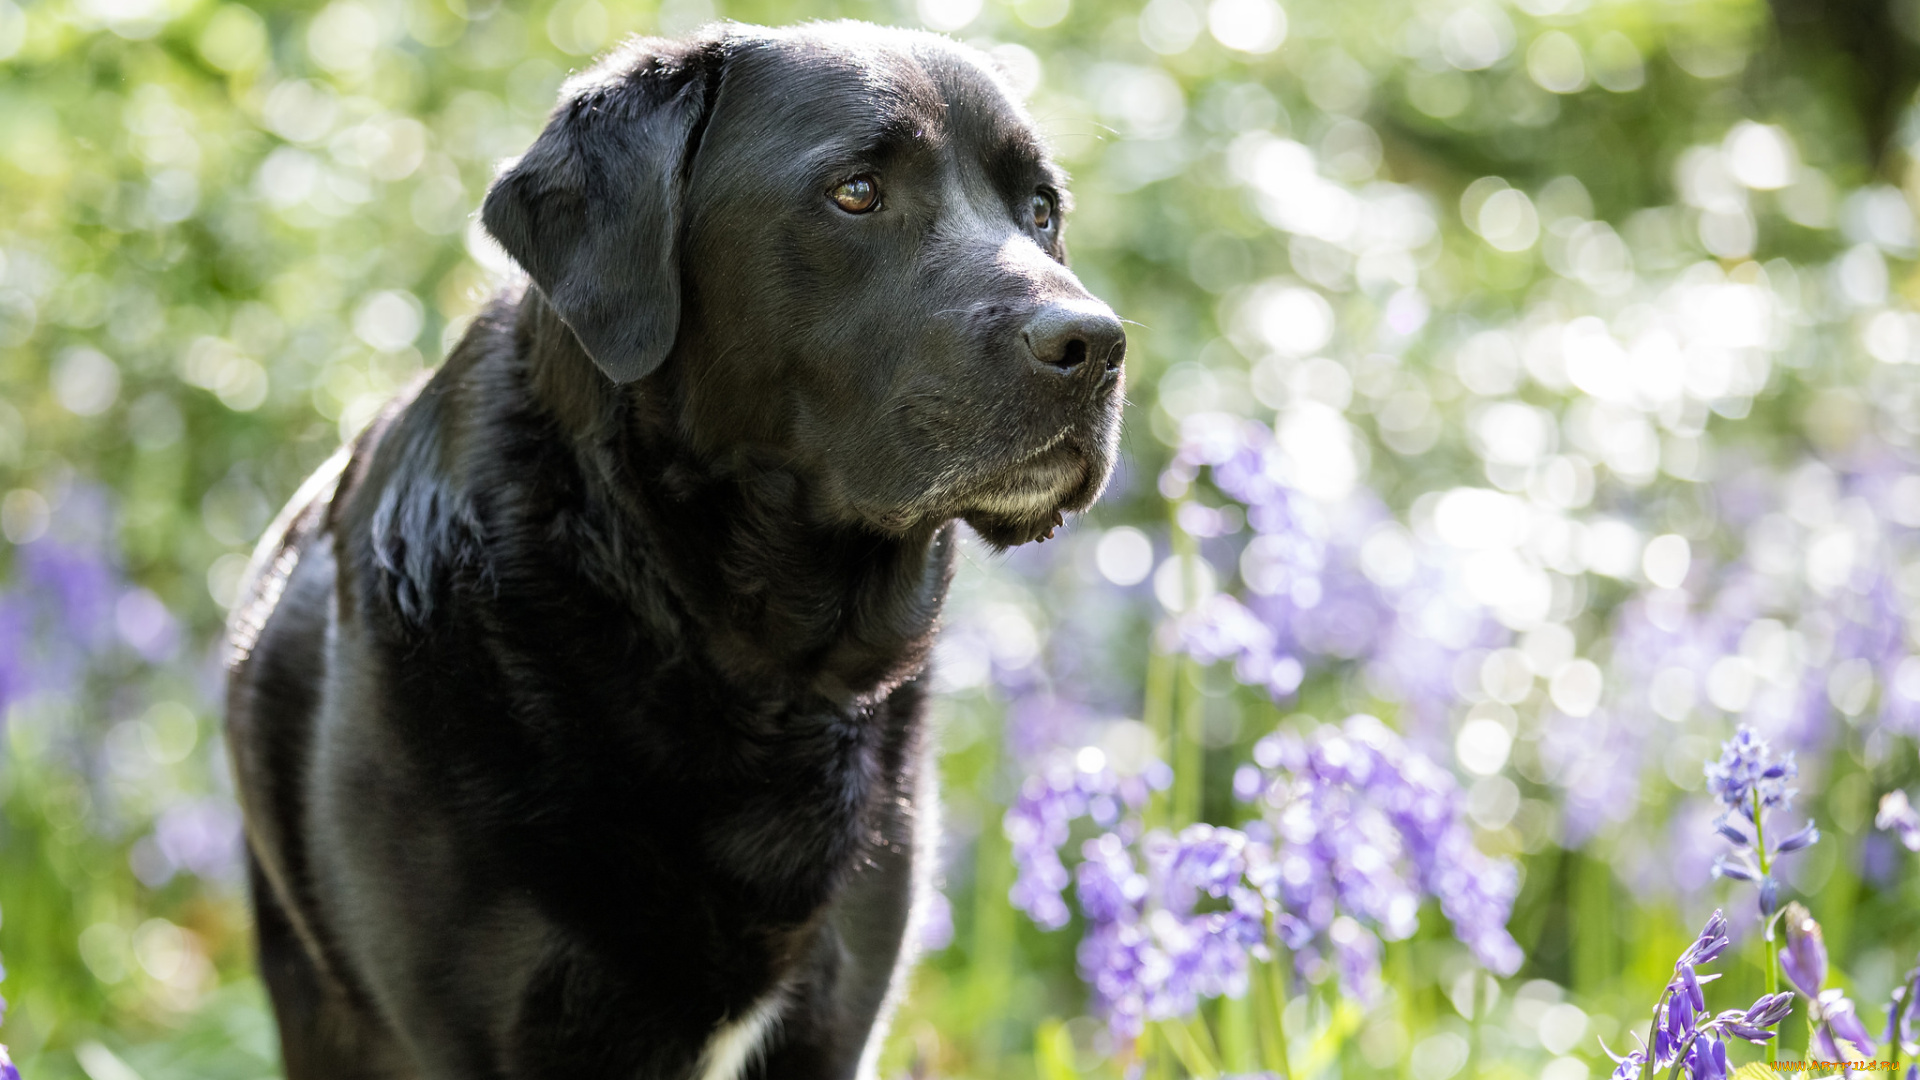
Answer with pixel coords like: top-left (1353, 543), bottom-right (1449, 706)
top-left (1031, 191), bottom-right (1055, 231)
top-left (831, 177), bottom-right (880, 214)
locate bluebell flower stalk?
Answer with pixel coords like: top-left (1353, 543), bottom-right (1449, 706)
top-left (1705, 724), bottom-right (1818, 1064)
top-left (1605, 909), bottom-right (1794, 1080)
top-left (1705, 727), bottom-right (1816, 910)
top-left (1166, 498), bottom-right (1208, 830)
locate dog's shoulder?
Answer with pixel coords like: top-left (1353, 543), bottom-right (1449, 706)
top-left (327, 300), bottom-right (530, 635)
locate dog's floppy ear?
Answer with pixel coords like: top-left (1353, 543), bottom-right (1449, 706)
top-left (482, 44), bottom-right (715, 385)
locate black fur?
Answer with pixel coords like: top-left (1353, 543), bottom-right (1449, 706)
top-left (225, 22), bottom-right (1124, 1080)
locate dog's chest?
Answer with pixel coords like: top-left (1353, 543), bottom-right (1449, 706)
top-left (694, 991), bottom-right (789, 1080)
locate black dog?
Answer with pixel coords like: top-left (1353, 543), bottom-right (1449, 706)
top-left (225, 21), bottom-right (1124, 1080)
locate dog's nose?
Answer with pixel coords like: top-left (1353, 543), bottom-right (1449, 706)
top-left (1023, 300), bottom-right (1125, 379)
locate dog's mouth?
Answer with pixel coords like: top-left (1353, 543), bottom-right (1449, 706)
top-left (1011, 427), bottom-right (1071, 466)
top-left (959, 432), bottom-right (1102, 547)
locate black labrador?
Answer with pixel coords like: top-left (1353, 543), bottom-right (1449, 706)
top-left (225, 21), bottom-right (1124, 1080)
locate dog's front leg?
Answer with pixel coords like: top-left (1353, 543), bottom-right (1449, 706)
top-left (744, 712), bottom-right (936, 1080)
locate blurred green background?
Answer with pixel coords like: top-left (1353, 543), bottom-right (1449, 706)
top-left (5, 0), bottom-right (1920, 1075)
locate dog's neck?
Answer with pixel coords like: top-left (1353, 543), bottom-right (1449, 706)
top-left (507, 289), bottom-right (954, 703)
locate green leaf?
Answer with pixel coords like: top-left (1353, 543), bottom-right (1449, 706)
top-left (1729, 1063), bottom-right (1782, 1080)
top-left (1155, 1018), bottom-right (1221, 1079)
top-left (1036, 1019), bottom-right (1078, 1080)
top-left (1294, 999), bottom-right (1364, 1078)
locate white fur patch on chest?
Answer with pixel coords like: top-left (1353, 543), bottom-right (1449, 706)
top-left (695, 993), bottom-right (786, 1080)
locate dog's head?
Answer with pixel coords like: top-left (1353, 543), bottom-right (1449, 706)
top-left (483, 23), bottom-right (1125, 547)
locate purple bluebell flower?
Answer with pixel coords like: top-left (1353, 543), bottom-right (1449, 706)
top-left (1160, 416), bottom-right (1329, 704)
top-left (0, 601), bottom-right (27, 715)
top-left (1600, 1038), bottom-right (1648, 1080)
top-left (1161, 594), bottom-right (1304, 701)
top-left (1003, 694), bottom-right (1097, 766)
top-left (1663, 963), bottom-right (1707, 1060)
top-left (114, 586), bottom-right (180, 662)
top-left (1327, 916), bottom-right (1383, 1002)
top-left (1705, 726), bottom-right (1798, 818)
top-left (1139, 826), bottom-right (1270, 1014)
top-left (1780, 902), bottom-right (1827, 998)
top-left (1780, 904), bottom-right (1878, 1060)
top-left (1077, 918), bottom-right (1154, 1038)
top-left (1878, 790), bottom-right (1920, 853)
top-left (1063, 824), bottom-right (1270, 1039)
top-left (1809, 989), bottom-right (1877, 1062)
top-left (1238, 714), bottom-right (1523, 990)
top-left (18, 538), bottom-right (118, 648)
top-left (1076, 833), bottom-right (1148, 925)
top-left (1685, 1033), bottom-right (1727, 1080)
top-left (1153, 823), bottom-right (1250, 906)
top-left (1159, 415), bottom-right (1503, 738)
top-left (1685, 909), bottom-right (1733, 966)
top-left (1005, 753), bottom-right (1159, 931)
top-left (1623, 910), bottom-right (1794, 1078)
top-left (1772, 822), bottom-right (1820, 853)
top-left (1709, 853), bottom-right (1754, 881)
top-left (1718, 992), bottom-right (1796, 1043)
top-left (1707, 726), bottom-right (1817, 920)
top-left (0, 490), bottom-right (140, 727)
top-left (150, 798), bottom-right (245, 883)
top-left (1010, 715), bottom-right (1521, 1039)
top-left (1009, 755), bottom-right (1284, 1040)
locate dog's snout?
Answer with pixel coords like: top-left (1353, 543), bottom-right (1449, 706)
top-left (1022, 301), bottom-right (1126, 379)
